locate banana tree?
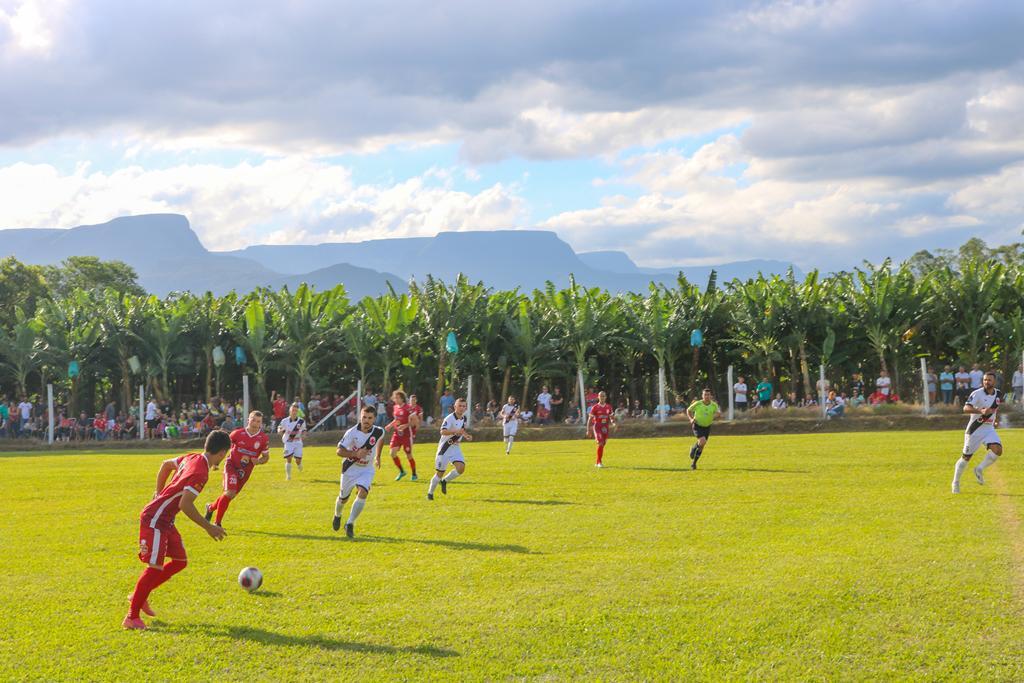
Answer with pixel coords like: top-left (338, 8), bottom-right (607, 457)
top-left (504, 298), bottom-right (563, 407)
top-left (0, 308), bottom-right (43, 396)
top-left (360, 291), bottom-right (419, 395)
top-left (230, 294), bottom-right (277, 412)
top-left (269, 284), bottom-right (347, 401)
top-left (33, 291), bottom-right (101, 413)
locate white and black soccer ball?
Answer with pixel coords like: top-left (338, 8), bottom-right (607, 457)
top-left (238, 566), bottom-right (263, 592)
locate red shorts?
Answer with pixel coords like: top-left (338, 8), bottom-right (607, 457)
top-left (390, 429), bottom-right (412, 453)
top-left (594, 427), bottom-right (609, 445)
top-left (223, 462), bottom-right (251, 494)
top-left (138, 522), bottom-right (185, 566)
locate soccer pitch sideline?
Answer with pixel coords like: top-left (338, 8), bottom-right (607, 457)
top-left (3, 431), bottom-right (1024, 681)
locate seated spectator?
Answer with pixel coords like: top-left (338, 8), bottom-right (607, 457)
top-left (614, 401), bottom-right (630, 421)
top-left (868, 390), bottom-right (888, 405)
top-left (771, 393), bottom-right (787, 409)
top-left (825, 391), bottom-right (845, 419)
top-left (485, 400), bottom-right (499, 422)
top-left (473, 402), bottom-right (485, 423)
top-left (564, 401), bottom-right (581, 424)
top-left (536, 405), bottom-right (550, 424)
top-left (520, 409), bottom-right (534, 424)
top-left (631, 400), bottom-right (647, 419)
top-left (848, 391), bottom-right (865, 408)
top-left (93, 413), bottom-right (107, 441)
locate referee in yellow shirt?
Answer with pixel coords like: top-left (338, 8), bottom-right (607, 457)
top-left (686, 388), bottom-right (721, 470)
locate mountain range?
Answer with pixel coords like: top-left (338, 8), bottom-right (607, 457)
top-left (0, 214), bottom-right (799, 297)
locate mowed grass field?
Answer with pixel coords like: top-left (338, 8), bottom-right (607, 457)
top-left (3, 429), bottom-right (1024, 681)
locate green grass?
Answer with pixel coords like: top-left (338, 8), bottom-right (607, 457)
top-left (2, 430), bottom-right (1024, 681)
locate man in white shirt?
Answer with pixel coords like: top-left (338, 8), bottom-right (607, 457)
top-left (952, 371), bottom-right (1004, 493)
top-left (954, 366), bottom-right (971, 405)
top-left (277, 403), bottom-right (307, 481)
top-left (144, 398), bottom-right (160, 440)
top-left (500, 397), bottom-right (519, 454)
top-left (17, 398), bottom-right (32, 433)
top-left (733, 377), bottom-right (748, 411)
top-left (969, 364), bottom-right (984, 391)
top-left (536, 386), bottom-right (552, 424)
top-left (1013, 365), bottom-right (1024, 405)
top-left (428, 398), bottom-right (472, 500)
top-left (876, 371), bottom-right (891, 397)
top-left (333, 405), bottom-right (385, 538)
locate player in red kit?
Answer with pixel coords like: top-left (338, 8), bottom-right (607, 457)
top-left (586, 390), bottom-right (615, 468)
top-left (123, 430), bottom-right (232, 630)
top-left (385, 390), bottom-right (421, 481)
top-left (204, 410), bottom-right (270, 527)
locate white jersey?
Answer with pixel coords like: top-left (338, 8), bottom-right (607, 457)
top-left (964, 388), bottom-right (1003, 434)
top-left (339, 425), bottom-right (385, 467)
top-left (279, 416), bottom-right (306, 444)
top-left (436, 412), bottom-right (467, 469)
top-left (500, 403), bottom-right (519, 423)
top-left (733, 383), bottom-right (748, 403)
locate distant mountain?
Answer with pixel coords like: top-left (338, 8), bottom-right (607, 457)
top-left (0, 214), bottom-right (800, 296)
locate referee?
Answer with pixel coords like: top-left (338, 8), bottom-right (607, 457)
top-left (686, 388), bottom-right (721, 470)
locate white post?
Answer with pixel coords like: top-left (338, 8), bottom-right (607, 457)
top-left (138, 386), bottom-right (144, 440)
top-left (920, 357), bottom-right (930, 416)
top-left (727, 365), bottom-right (735, 421)
top-left (357, 380), bottom-right (363, 412)
top-left (819, 364), bottom-right (827, 419)
top-left (577, 367), bottom-right (587, 428)
top-left (310, 389), bottom-right (358, 432)
top-left (242, 374), bottom-right (250, 419)
top-left (658, 366), bottom-right (667, 423)
top-left (466, 375), bottom-right (474, 428)
top-left (47, 383), bottom-right (54, 445)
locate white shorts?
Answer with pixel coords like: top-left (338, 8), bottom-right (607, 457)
top-left (502, 420), bottom-right (518, 437)
top-left (340, 464), bottom-right (375, 498)
top-left (435, 445), bottom-right (465, 472)
top-left (963, 423), bottom-right (1001, 456)
top-left (283, 441), bottom-right (303, 458)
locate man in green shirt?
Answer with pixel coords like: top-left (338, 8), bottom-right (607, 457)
top-left (686, 388), bottom-right (721, 470)
top-left (755, 378), bottom-right (773, 409)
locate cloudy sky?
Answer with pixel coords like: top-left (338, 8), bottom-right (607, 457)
top-left (1, 0), bottom-right (1022, 270)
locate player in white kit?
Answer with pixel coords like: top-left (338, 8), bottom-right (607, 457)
top-left (427, 397), bottom-right (472, 500)
top-left (952, 371), bottom-right (1005, 494)
top-left (333, 405), bottom-right (385, 537)
top-left (277, 403), bottom-right (306, 480)
top-left (500, 396), bottom-right (519, 454)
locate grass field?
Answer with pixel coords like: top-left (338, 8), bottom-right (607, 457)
top-left (3, 429), bottom-right (1024, 681)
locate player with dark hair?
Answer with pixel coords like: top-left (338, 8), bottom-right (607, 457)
top-left (952, 371), bottom-right (1005, 493)
top-left (123, 430), bottom-right (232, 630)
top-left (428, 397), bottom-right (472, 500)
top-left (277, 403), bottom-right (306, 480)
top-left (204, 410), bottom-right (270, 527)
top-left (586, 391), bottom-right (614, 467)
top-left (333, 405), bottom-right (386, 537)
top-left (385, 390), bottom-right (420, 481)
top-left (686, 388), bottom-right (721, 470)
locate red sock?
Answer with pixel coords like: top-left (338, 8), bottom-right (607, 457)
top-left (129, 567), bottom-right (163, 618)
top-left (391, 456), bottom-right (404, 472)
top-left (407, 457), bottom-right (417, 476)
top-left (596, 444), bottom-right (604, 465)
top-left (215, 495), bottom-right (231, 525)
top-left (150, 559), bottom-right (188, 591)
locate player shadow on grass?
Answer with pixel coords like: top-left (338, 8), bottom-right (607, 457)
top-left (477, 498), bottom-right (578, 506)
top-left (158, 623), bottom-right (459, 658)
top-left (234, 529), bottom-right (539, 554)
top-left (613, 465), bottom-right (809, 474)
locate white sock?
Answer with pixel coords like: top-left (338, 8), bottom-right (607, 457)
top-left (347, 498), bottom-right (365, 525)
top-left (334, 496), bottom-right (346, 517)
top-left (953, 457), bottom-right (968, 484)
top-left (443, 469), bottom-right (462, 483)
top-left (285, 461), bottom-right (292, 479)
top-left (428, 474), bottom-right (441, 495)
top-left (296, 459), bottom-right (302, 471)
top-left (978, 450), bottom-right (999, 471)
top-left (506, 436), bottom-right (514, 453)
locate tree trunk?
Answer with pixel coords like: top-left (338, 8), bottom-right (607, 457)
top-left (689, 346), bottom-right (700, 393)
top-left (798, 339), bottom-right (813, 400)
top-left (788, 348), bottom-right (799, 397)
top-left (285, 374), bottom-right (293, 404)
top-left (435, 346), bottom-right (447, 417)
top-left (500, 365), bottom-right (511, 404)
top-left (205, 348), bottom-right (213, 402)
top-left (520, 368), bottom-right (532, 409)
top-left (484, 366), bottom-right (495, 404)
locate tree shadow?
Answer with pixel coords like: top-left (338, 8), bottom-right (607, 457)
top-left (155, 623), bottom-right (459, 658)
top-left (234, 529), bottom-right (540, 554)
top-left (447, 481), bottom-right (522, 487)
top-left (477, 498), bottom-right (577, 506)
top-left (713, 467), bottom-right (810, 474)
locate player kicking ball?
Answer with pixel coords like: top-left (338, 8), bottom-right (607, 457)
top-left (952, 371), bottom-right (1004, 494)
top-left (205, 411), bottom-right (270, 528)
top-left (501, 396), bottom-right (520, 454)
top-left (124, 430), bottom-right (231, 630)
top-left (428, 397), bottom-right (472, 500)
top-left (686, 389), bottom-right (721, 470)
top-left (277, 403), bottom-right (306, 480)
top-left (333, 405), bottom-right (385, 538)
top-left (586, 391), bottom-right (614, 467)
top-left (385, 390), bottom-right (420, 481)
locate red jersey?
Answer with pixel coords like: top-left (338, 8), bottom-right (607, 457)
top-left (590, 403), bottom-right (614, 427)
top-left (228, 427), bottom-right (270, 471)
top-left (272, 398), bottom-right (287, 420)
top-left (392, 403), bottom-right (411, 429)
top-left (140, 453), bottom-right (211, 528)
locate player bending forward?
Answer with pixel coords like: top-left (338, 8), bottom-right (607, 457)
top-left (333, 405), bottom-right (385, 538)
top-left (952, 371), bottom-right (1005, 494)
top-left (385, 390), bottom-right (421, 481)
top-left (124, 430), bottom-right (231, 630)
top-left (205, 411), bottom-right (270, 528)
top-left (587, 391), bottom-right (615, 467)
top-left (428, 397), bottom-right (472, 500)
top-left (501, 396), bottom-right (520, 454)
top-left (687, 389), bottom-right (721, 470)
top-left (277, 403), bottom-right (306, 480)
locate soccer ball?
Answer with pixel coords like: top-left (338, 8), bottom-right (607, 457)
top-left (238, 566), bottom-right (263, 592)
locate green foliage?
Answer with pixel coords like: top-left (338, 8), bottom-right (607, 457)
top-left (43, 256), bottom-right (145, 299)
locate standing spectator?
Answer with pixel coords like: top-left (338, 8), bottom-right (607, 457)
top-left (954, 365), bottom-right (971, 405)
top-left (875, 370), bottom-right (891, 399)
top-left (815, 376), bottom-right (831, 399)
top-left (0, 400), bottom-right (8, 438)
top-left (584, 387), bottom-right (599, 411)
top-left (17, 396), bottom-right (33, 435)
top-left (550, 387), bottom-right (564, 423)
top-left (1013, 364), bottom-right (1024, 406)
top-left (271, 391), bottom-right (288, 430)
top-left (733, 376), bottom-right (748, 411)
top-left (849, 372), bottom-right (866, 399)
top-left (144, 396), bottom-right (160, 439)
top-left (536, 385), bottom-right (552, 424)
top-left (925, 366), bottom-right (937, 405)
top-left (439, 389), bottom-right (455, 418)
top-left (755, 378), bottom-right (773, 410)
top-left (308, 394), bottom-right (322, 424)
top-left (969, 363), bottom-right (984, 391)
top-left (939, 365), bottom-right (955, 405)
top-left (104, 398), bottom-right (117, 423)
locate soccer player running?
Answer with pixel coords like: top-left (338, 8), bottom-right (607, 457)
top-left (952, 370), bottom-right (1005, 494)
top-left (428, 397), bottom-right (472, 500)
top-left (204, 411), bottom-right (270, 528)
top-left (385, 390), bottom-right (420, 481)
top-left (333, 405), bottom-right (386, 537)
top-left (277, 403), bottom-right (306, 481)
top-left (500, 395), bottom-right (520, 454)
top-left (124, 430), bottom-right (231, 630)
top-left (686, 388), bottom-right (721, 470)
top-left (586, 390), bottom-right (615, 468)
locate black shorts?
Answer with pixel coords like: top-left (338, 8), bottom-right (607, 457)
top-left (693, 424), bottom-right (711, 440)
top-left (735, 402), bottom-right (748, 411)
top-left (145, 418), bottom-right (159, 429)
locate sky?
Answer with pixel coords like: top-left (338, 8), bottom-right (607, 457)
top-left (0, 0), bottom-right (1022, 271)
